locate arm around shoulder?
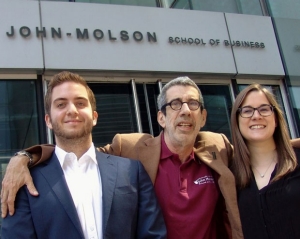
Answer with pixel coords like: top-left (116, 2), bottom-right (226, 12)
top-left (98, 133), bottom-right (154, 159)
top-left (0, 144), bottom-right (54, 218)
top-left (291, 138), bottom-right (300, 149)
top-left (25, 144), bottom-right (55, 166)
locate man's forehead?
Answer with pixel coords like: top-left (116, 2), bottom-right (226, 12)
top-left (52, 82), bottom-right (87, 93)
top-left (52, 96), bottom-right (88, 102)
top-left (166, 85), bottom-right (199, 99)
top-left (51, 82), bottom-right (89, 100)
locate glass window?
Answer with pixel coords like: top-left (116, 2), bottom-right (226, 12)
top-left (89, 83), bottom-right (138, 146)
top-left (0, 80), bottom-right (40, 223)
top-left (170, 0), bottom-right (191, 9)
top-left (266, 0), bottom-right (300, 19)
top-left (0, 81), bottom-right (40, 160)
top-left (287, 76), bottom-right (300, 136)
top-left (136, 83), bottom-right (161, 136)
top-left (199, 85), bottom-right (233, 141)
top-left (170, 0), bottom-right (263, 15)
top-left (238, 0), bottom-right (264, 15)
top-left (45, 0), bottom-right (159, 7)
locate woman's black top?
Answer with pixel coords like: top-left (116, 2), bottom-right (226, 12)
top-left (238, 148), bottom-right (300, 239)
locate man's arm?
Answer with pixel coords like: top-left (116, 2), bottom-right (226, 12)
top-left (291, 138), bottom-right (300, 148)
top-left (1, 144), bottom-right (54, 218)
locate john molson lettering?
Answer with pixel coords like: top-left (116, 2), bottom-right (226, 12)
top-left (6, 26), bottom-right (157, 42)
top-left (6, 26), bottom-right (266, 49)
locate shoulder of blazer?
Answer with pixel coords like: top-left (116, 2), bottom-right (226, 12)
top-left (115, 133), bottom-right (154, 146)
top-left (99, 133), bottom-right (154, 158)
top-left (195, 131), bottom-right (233, 166)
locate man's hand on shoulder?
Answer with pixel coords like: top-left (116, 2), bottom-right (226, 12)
top-left (1, 155), bottom-right (39, 218)
top-left (291, 138), bottom-right (300, 148)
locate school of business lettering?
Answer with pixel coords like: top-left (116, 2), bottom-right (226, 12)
top-left (169, 37), bottom-right (265, 48)
top-left (6, 26), bottom-right (265, 48)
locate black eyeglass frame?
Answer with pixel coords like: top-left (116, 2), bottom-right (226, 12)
top-left (160, 99), bottom-right (202, 112)
top-left (237, 104), bottom-right (275, 118)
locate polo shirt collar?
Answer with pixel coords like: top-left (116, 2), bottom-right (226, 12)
top-left (160, 132), bottom-right (195, 163)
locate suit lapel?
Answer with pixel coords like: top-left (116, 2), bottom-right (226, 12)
top-left (96, 151), bottom-right (118, 233)
top-left (39, 154), bottom-right (84, 237)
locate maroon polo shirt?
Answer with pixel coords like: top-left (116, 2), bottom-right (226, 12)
top-left (154, 133), bottom-right (219, 239)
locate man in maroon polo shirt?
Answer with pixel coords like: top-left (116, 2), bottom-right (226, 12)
top-left (2, 77), bottom-right (243, 239)
top-left (155, 133), bottom-right (220, 238)
top-left (153, 80), bottom-right (222, 238)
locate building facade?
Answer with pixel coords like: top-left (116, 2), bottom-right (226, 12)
top-left (1, 0), bottom-right (300, 170)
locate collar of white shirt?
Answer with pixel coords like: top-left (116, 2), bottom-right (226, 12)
top-left (55, 143), bottom-right (97, 172)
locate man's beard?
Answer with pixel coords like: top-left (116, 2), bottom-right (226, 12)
top-left (50, 119), bottom-right (94, 141)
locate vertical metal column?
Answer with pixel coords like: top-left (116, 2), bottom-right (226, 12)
top-left (43, 79), bottom-right (54, 144)
top-left (158, 79), bottom-right (163, 93)
top-left (259, 0), bottom-right (270, 16)
top-left (131, 79), bottom-right (143, 133)
top-left (143, 83), bottom-right (153, 135)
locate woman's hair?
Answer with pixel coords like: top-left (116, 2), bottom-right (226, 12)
top-left (44, 71), bottom-right (96, 115)
top-left (230, 83), bottom-right (297, 189)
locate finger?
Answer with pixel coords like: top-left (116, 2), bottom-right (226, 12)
top-left (1, 190), bottom-right (8, 218)
top-left (26, 181), bottom-right (39, 196)
top-left (1, 203), bottom-right (8, 218)
top-left (6, 188), bottom-right (17, 216)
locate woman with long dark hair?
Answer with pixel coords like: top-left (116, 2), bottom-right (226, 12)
top-left (230, 83), bottom-right (300, 239)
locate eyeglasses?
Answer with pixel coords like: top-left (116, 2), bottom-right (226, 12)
top-left (238, 104), bottom-right (275, 118)
top-left (161, 99), bottom-right (201, 111)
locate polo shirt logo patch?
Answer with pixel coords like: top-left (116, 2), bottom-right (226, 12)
top-left (193, 176), bottom-right (215, 185)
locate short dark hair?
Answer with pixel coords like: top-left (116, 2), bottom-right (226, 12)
top-left (44, 71), bottom-right (96, 115)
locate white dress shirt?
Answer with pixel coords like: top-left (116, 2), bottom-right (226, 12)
top-left (55, 143), bottom-right (103, 239)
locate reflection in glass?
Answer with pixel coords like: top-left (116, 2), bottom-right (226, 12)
top-left (0, 81), bottom-right (39, 157)
top-left (0, 80), bottom-right (40, 228)
top-left (136, 83), bottom-right (161, 136)
top-left (89, 83), bottom-right (138, 146)
top-left (266, 0), bottom-right (300, 19)
top-left (170, 0), bottom-right (263, 15)
top-left (44, 0), bottom-right (158, 7)
top-left (287, 76), bottom-right (300, 135)
top-left (197, 85), bottom-right (232, 141)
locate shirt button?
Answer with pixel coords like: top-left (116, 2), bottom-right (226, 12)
top-left (90, 226), bottom-right (94, 231)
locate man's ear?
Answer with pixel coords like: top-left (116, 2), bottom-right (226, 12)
top-left (93, 111), bottom-right (98, 126)
top-left (157, 111), bottom-right (166, 129)
top-left (200, 109), bottom-right (207, 128)
top-left (45, 114), bottom-right (53, 129)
